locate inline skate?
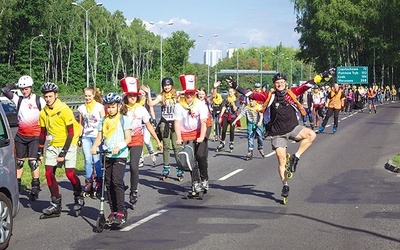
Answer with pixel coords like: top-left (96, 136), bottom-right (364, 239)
top-left (229, 141), bottom-right (234, 153)
top-left (176, 168), bottom-right (184, 182)
top-left (73, 191), bottom-right (85, 216)
top-left (215, 141), bottom-right (225, 152)
top-left (93, 178), bottom-right (102, 198)
top-left (30, 178), bottom-right (41, 201)
top-left (245, 151), bottom-right (253, 161)
top-left (40, 196), bottom-right (62, 219)
top-left (82, 178), bottom-right (93, 197)
top-left (281, 185), bottom-right (290, 205)
top-left (162, 166), bottom-right (170, 181)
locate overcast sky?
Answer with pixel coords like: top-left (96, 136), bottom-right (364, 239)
top-left (98, 0), bottom-right (300, 63)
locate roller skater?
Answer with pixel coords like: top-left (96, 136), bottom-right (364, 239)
top-left (38, 82), bottom-right (85, 217)
top-left (215, 141), bottom-right (225, 152)
top-left (40, 196), bottom-right (62, 219)
top-left (320, 83), bottom-right (345, 135)
top-left (174, 74), bottom-right (210, 200)
top-left (229, 70), bottom-right (334, 205)
top-left (30, 178), bottom-right (41, 201)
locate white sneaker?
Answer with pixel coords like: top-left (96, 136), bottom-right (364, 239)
top-left (139, 157), bottom-right (144, 168)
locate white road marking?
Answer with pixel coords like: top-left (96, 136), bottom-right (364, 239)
top-left (265, 151), bottom-right (276, 157)
top-left (218, 169), bottom-right (243, 180)
top-left (120, 209), bottom-right (168, 231)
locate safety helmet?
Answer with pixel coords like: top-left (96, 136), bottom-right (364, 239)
top-left (254, 82), bottom-right (262, 88)
top-left (161, 77), bottom-right (174, 87)
top-left (103, 93), bottom-right (122, 104)
top-left (272, 73), bottom-right (287, 83)
top-left (40, 82), bottom-right (58, 93)
top-left (17, 75), bottom-right (33, 88)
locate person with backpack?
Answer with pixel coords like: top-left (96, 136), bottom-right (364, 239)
top-left (174, 75), bottom-right (209, 194)
top-left (90, 93), bottom-right (132, 224)
top-left (229, 72), bottom-right (329, 200)
top-left (119, 77), bottom-right (162, 205)
top-left (1, 75), bottom-right (45, 200)
top-left (38, 82), bottom-right (85, 218)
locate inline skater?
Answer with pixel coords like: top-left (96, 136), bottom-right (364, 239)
top-left (1, 75), bottom-right (45, 200)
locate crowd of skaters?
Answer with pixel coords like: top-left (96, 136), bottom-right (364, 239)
top-left (3, 71), bottom-right (397, 222)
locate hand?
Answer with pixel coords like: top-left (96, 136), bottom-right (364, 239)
top-left (214, 81), bottom-right (221, 89)
top-left (176, 139), bottom-right (183, 145)
top-left (196, 137), bottom-right (204, 143)
top-left (140, 85), bottom-right (150, 94)
top-left (90, 148), bottom-right (97, 155)
top-left (77, 137), bottom-right (82, 147)
top-left (56, 156), bottom-right (65, 163)
top-left (111, 147), bottom-right (120, 155)
top-left (157, 141), bottom-right (163, 151)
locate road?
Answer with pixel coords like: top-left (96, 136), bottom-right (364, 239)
top-left (9, 102), bottom-right (400, 249)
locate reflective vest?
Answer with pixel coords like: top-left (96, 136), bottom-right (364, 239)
top-left (328, 90), bottom-right (343, 109)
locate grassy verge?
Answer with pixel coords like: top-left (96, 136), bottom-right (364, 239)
top-left (392, 153), bottom-right (400, 166)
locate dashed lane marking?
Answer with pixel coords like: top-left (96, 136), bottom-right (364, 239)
top-left (218, 169), bottom-right (243, 181)
top-left (120, 209), bottom-right (168, 232)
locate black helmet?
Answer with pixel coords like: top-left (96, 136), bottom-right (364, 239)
top-left (161, 77), bottom-right (174, 87)
top-left (103, 93), bottom-right (121, 104)
top-left (272, 73), bottom-right (287, 83)
top-left (41, 82), bottom-right (59, 93)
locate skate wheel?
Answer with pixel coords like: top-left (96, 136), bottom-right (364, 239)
top-left (197, 191), bottom-right (204, 200)
top-left (162, 175), bottom-right (167, 181)
top-left (283, 197), bottom-right (288, 205)
top-left (230, 150), bottom-right (233, 153)
top-left (95, 215), bottom-right (106, 233)
top-left (286, 172), bottom-right (293, 179)
top-left (39, 214), bottom-right (46, 219)
top-left (75, 209), bottom-right (81, 217)
top-left (178, 177), bottom-right (184, 182)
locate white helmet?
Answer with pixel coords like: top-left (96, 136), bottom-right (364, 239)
top-left (17, 75), bottom-right (33, 88)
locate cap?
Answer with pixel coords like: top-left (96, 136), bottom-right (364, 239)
top-left (179, 74), bottom-right (197, 93)
top-left (120, 76), bottom-right (140, 95)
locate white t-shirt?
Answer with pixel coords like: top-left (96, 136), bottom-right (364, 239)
top-left (78, 102), bottom-right (104, 138)
top-left (174, 100), bottom-right (208, 135)
top-left (126, 105), bottom-right (150, 136)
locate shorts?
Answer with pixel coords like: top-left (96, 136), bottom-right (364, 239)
top-left (45, 145), bottom-right (77, 168)
top-left (368, 98), bottom-right (375, 105)
top-left (15, 134), bottom-right (40, 159)
top-left (271, 125), bottom-right (304, 150)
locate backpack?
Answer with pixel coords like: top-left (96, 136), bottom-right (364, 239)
top-left (176, 141), bottom-right (195, 172)
top-left (17, 95), bottom-right (42, 112)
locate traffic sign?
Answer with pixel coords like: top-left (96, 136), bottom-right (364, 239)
top-left (336, 66), bottom-right (368, 84)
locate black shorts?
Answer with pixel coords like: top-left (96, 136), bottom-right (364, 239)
top-left (14, 134), bottom-right (39, 159)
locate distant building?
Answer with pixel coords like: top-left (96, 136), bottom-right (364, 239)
top-left (226, 48), bottom-right (235, 59)
top-left (203, 49), bottom-right (222, 67)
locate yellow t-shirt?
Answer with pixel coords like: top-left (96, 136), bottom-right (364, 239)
top-left (39, 98), bottom-right (80, 147)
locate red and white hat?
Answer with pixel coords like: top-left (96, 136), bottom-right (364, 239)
top-left (120, 76), bottom-right (139, 95)
top-left (179, 74), bottom-right (197, 93)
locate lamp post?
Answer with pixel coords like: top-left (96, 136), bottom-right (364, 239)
top-left (256, 49), bottom-right (266, 85)
top-left (72, 1), bottom-right (103, 87)
top-left (198, 34), bottom-right (218, 94)
top-left (30, 33), bottom-right (44, 76)
top-left (93, 42), bottom-right (106, 87)
top-left (149, 21), bottom-right (174, 88)
top-left (230, 42), bottom-right (246, 83)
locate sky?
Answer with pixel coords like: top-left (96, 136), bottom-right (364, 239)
top-left (98, 0), bottom-right (300, 63)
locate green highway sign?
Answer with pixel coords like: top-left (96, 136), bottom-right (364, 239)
top-left (336, 66), bottom-right (368, 84)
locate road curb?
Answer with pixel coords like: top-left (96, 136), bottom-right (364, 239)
top-left (384, 160), bottom-right (400, 173)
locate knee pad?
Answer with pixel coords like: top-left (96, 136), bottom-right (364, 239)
top-left (28, 159), bottom-right (39, 171)
top-left (17, 160), bottom-right (24, 169)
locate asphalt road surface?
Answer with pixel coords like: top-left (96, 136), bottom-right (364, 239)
top-left (9, 101), bottom-right (400, 249)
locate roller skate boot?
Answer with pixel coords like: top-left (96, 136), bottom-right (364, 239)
top-left (82, 178), bottom-right (93, 197)
top-left (108, 212), bottom-right (116, 224)
top-left (258, 149), bottom-right (266, 158)
top-left (289, 154), bottom-right (300, 173)
top-left (162, 166), bottom-right (170, 181)
top-left (93, 178), bottom-right (102, 198)
top-left (138, 156), bottom-right (144, 168)
top-left (149, 150), bottom-right (157, 165)
top-left (245, 150), bottom-right (253, 161)
top-left (318, 125), bottom-right (324, 133)
top-left (40, 196), bottom-right (62, 219)
top-left (201, 179), bottom-right (209, 194)
top-left (30, 178), bottom-right (41, 201)
top-left (176, 168), bottom-right (184, 182)
top-left (73, 191), bottom-right (85, 216)
top-left (281, 185), bottom-right (289, 198)
top-left (229, 141), bottom-right (234, 153)
top-left (215, 141), bottom-right (225, 152)
top-left (129, 190), bottom-right (138, 205)
top-left (114, 211), bottom-right (126, 225)
top-left (332, 125), bottom-right (337, 134)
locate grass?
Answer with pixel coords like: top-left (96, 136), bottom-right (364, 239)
top-left (20, 116), bottom-right (248, 189)
top-left (391, 152), bottom-right (400, 167)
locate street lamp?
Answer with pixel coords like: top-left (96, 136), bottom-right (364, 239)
top-left (30, 33), bottom-right (44, 76)
top-left (149, 21), bottom-right (174, 88)
top-left (256, 49), bottom-right (266, 85)
top-left (93, 42), bottom-right (106, 87)
top-left (230, 42), bottom-right (246, 83)
top-left (198, 33), bottom-right (218, 94)
top-left (272, 52), bottom-right (284, 72)
top-left (72, 1), bottom-right (103, 87)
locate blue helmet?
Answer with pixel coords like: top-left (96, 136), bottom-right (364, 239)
top-left (103, 93), bottom-right (121, 104)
